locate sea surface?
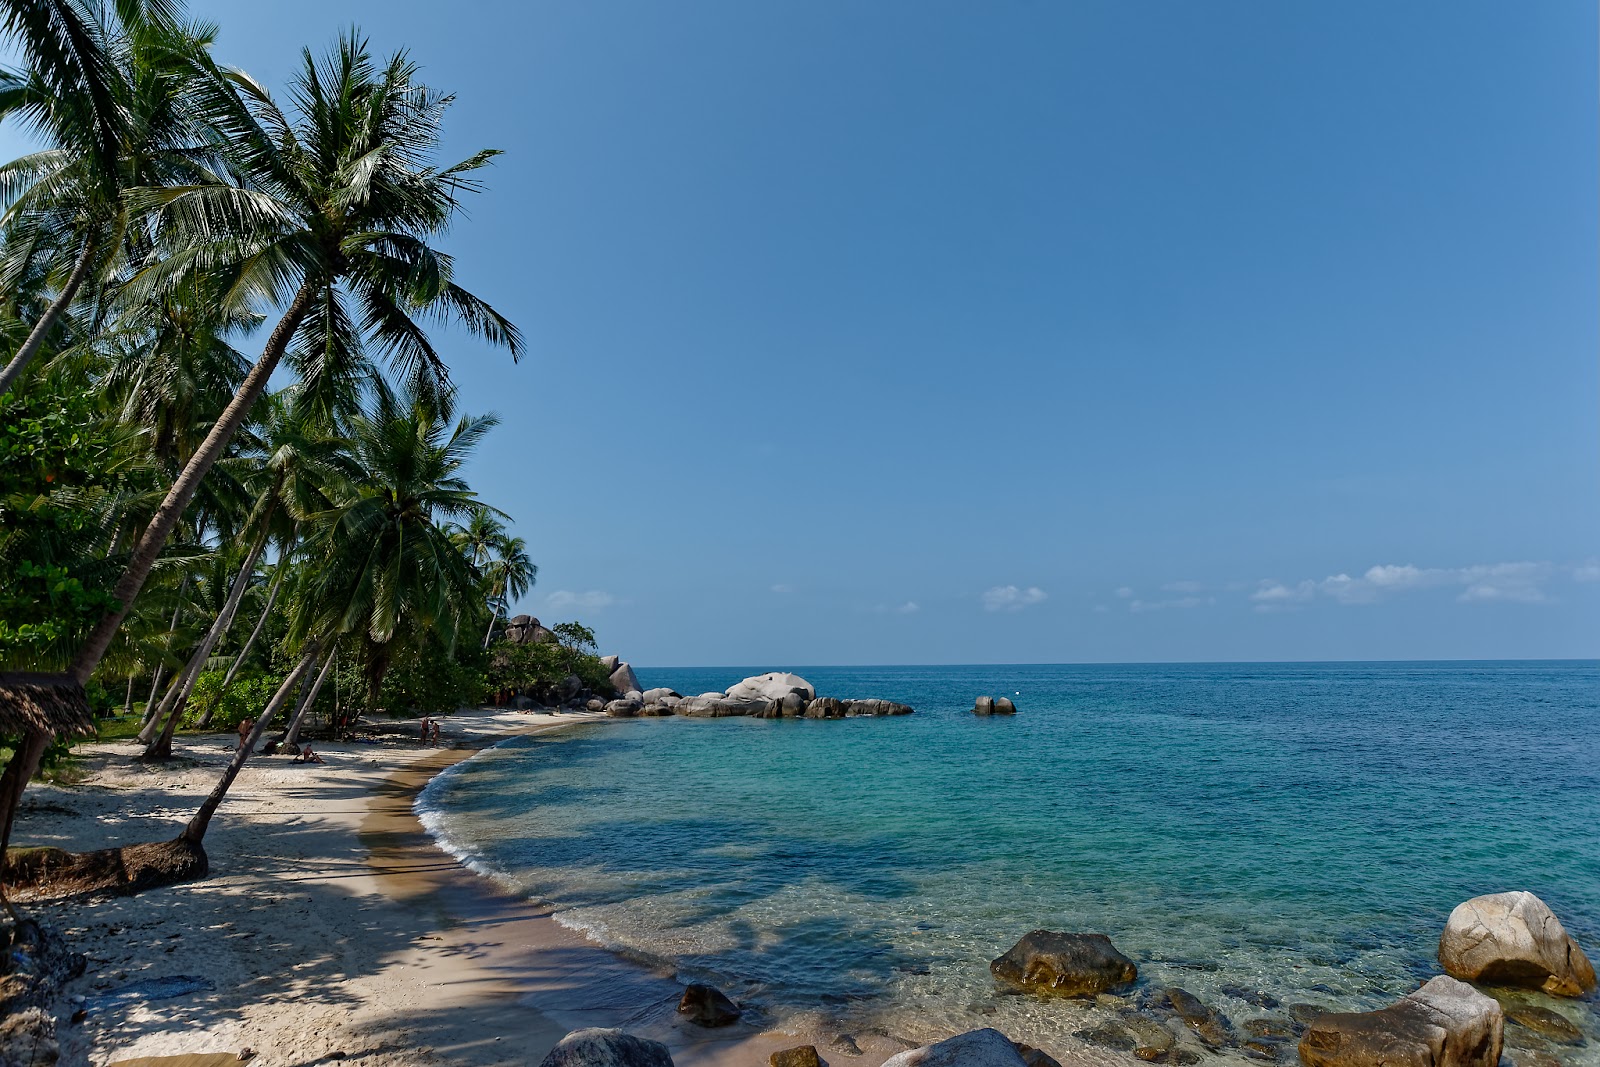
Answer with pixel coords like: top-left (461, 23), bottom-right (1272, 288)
top-left (417, 661), bottom-right (1600, 1063)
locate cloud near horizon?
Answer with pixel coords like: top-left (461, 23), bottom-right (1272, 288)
top-left (545, 589), bottom-right (618, 612)
top-left (1252, 561), bottom-right (1555, 611)
top-left (983, 585), bottom-right (1048, 612)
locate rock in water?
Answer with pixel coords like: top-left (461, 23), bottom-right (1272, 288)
top-left (641, 688), bottom-right (680, 704)
top-left (676, 983), bottom-right (741, 1027)
top-left (844, 699), bottom-right (914, 717)
top-left (1505, 1006), bottom-right (1585, 1045)
top-left (974, 696), bottom-right (995, 716)
top-left (990, 931), bottom-right (1138, 997)
top-left (805, 698), bottom-right (845, 719)
top-left (1011, 1042), bottom-right (1062, 1067)
top-left (1167, 987), bottom-right (1235, 1048)
top-left (538, 1027), bottom-right (674, 1067)
top-left (994, 697), bottom-right (1017, 714)
top-left (1298, 975), bottom-right (1503, 1067)
top-left (604, 699), bottom-right (640, 718)
top-left (1438, 891), bottom-right (1597, 997)
top-left (880, 1028), bottom-right (1030, 1067)
top-left (726, 672), bottom-right (816, 703)
top-left (771, 1047), bottom-right (826, 1067)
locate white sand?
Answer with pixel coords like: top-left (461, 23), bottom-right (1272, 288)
top-left (15, 709), bottom-right (1123, 1067)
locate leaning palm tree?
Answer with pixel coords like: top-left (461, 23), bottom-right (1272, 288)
top-left (480, 534), bottom-right (535, 649)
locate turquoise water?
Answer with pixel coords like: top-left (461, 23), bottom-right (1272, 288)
top-left (418, 662), bottom-right (1600, 1061)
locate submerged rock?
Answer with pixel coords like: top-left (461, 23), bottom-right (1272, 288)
top-left (880, 1028), bottom-right (1029, 1067)
top-left (1298, 975), bottom-right (1503, 1067)
top-left (771, 1047), bottom-right (826, 1067)
top-left (990, 930), bottom-right (1138, 997)
top-left (1124, 1014), bottom-right (1177, 1061)
top-left (676, 983), bottom-right (740, 1027)
top-left (1166, 987), bottom-right (1235, 1048)
top-left (1011, 1042), bottom-right (1062, 1067)
top-left (1439, 891), bottom-right (1597, 997)
top-left (538, 1028), bottom-right (674, 1067)
top-left (1506, 1006), bottom-right (1585, 1045)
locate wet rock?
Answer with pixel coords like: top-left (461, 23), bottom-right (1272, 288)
top-left (1242, 1039), bottom-right (1282, 1061)
top-left (603, 699), bottom-right (640, 718)
top-left (1299, 975), bottom-right (1503, 1067)
top-left (1222, 984), bottom-right (1281, 1009)
top-left (537, 1027), bottom-right (674, 1067)
top-left (1505, 1007), bottom-right (1584, 1045)
top-left (1245, 1018), bottom-right (1302, 1040)
top-left (1166, 987), bottom-right (1235, 1048)
top-left (1124, 1015), bottom-right (1177, 1060)
top-left (676, 983), bottom-right (740, 1028)
top-left (880, 1028), bottom-right (1028, 1067)
top-left (842, 699), bottom-right (914, 717)
top-left (805, 698), bottom-right (845, 719)
top-left (974, 696), bottom-right (995, 716)
top-left (1011, 1043), bottom-right (1061, 1067)
top-left (1440, 892), bottom-right (1596, 998)
top-left (1095, 993), bottom-right (1128, 1010)
top-left (829, 1035), bottom-right (862, 1057)
top-left (1291, 1004), bottom-right (1333, 1024)
top-left (990, 931), bottom-right (1138, 997)
top-left (1166, 1051), bottom-right (1202, 1065)
top-left (993, 697), bottom-right (1016, 714)
top-left (1079, 1023), bottom-right (1136, 1052)
top-left (771, 1046), bottom-right (825, 1067)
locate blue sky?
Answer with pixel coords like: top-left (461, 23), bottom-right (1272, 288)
top-left (8, 2), bottom-right (1598, 664)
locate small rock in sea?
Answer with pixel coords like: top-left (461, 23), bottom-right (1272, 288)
top-left (1440, 892), bottom-right (1597, 998)
top-left (1242, 1040), bottom-right (1281, 1061)
top-left (1506, 1007), bottom-right (1585, 1045)
top-left (771, 1046), bottom-right (826, 1067)
top-left (1290, 1003), bottom-right (1332, 1024)
top-left (1299, 975), bottom-right (1502, 1067)
top-left (1011, 1042), bottom-right (1062, 1067)
top-left (974, 696), bottom-right (995, 715)
top-left (1167, 1051), bottom-right (1203, 1065)
top-left (1245, 1017), bottom-right (1301, 1040)
top-left (1166, 987), bottom-right (1235, 1048)
top-left (538, 1027), bottom-right (674, 1067)
top-left (1079, 1023), bottom-right (1136, 1052)
top-left (990, 931), bottom-right (1138, 997)
top-left (1095, 992), bottom-right (1127, 1010)
top-left (880, 1028), bottom-right (1029, 1067)
top-left (993, 697), bottom-right (1016, 714)
top-left (1123, 1015), bottom-right (1176, 1060)
top-left (676, 983), bottom-right (740, 1028)
top-left (1221, 984), bottom-right (1281, 1009)
top-left (829, 1034), bottom-right (863, 1056)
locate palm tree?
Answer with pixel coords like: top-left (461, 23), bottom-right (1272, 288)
top-left (62, 29), bottom-right (521, 695)
top-left (481, 533), bottom-right (535, 649)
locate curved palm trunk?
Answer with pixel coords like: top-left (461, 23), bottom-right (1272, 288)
top-left (194, 557), bottom-right (286, 728)
top-left (69, 280), bottom-right (318, 688)
top-left (481, 600), bottom-right (501, 649)
top-left (143, 527), bottom-right (271, 760)
top-left (283, 651), bottom-right (335, 748)
top-left (0, 237), bottom-right (97, 397)
top-left (123, 675), bottom-right (135, 715)
top-left (0, 730), bottom-right (50, 864)
top-left (182, 640), bottom-right (321, 846)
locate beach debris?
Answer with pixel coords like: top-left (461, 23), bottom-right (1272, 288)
top-left (675, 983), bottom-right (741, 1027)
top-left (771, 1046), bottom-right (827, 1067)
top-left (880, 1027), bottom-right (1029, 1067)
top-left (1505, 1006), bottom-right (1585, 1045)
top-left (81, 973), bottom-right (214, 1014)
top-left (538, 1027), bottom-right (675, 1067)
top-left (989, 930), bottom-right (1138, 997)
top-left (1298, 975), bottom-right (1503, 1067)
top-left (0, 918), bottom-right (86, 1014)
top-left (1166, 987), bottom-right (1235, 1048)
top-left (1438, 891), bottom-right (1596, 997)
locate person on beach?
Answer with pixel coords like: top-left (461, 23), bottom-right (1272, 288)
top-left (419, 717), bottom-right (431, 744)
top-left (237, 718), bottom-right (254, 750)
top-left (295, 744), bottom-right (324, 764)
top-left (430, 720), bottom-right (441, 745)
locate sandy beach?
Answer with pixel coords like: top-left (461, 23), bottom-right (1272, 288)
top-left (17, 709), bottom-right (1107, 1067)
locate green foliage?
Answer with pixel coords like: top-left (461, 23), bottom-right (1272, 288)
top-left (487, 623), bottom-right (611, 700)
top-left (550, 621), bottom-right (597, 654)
top-left (185, 669), bottom-right (281, 731)
top-left (378, 642), bottom-right (487, 715)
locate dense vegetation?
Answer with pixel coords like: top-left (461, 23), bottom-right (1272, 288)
top-left (0, 0), bottom-right (591, 860)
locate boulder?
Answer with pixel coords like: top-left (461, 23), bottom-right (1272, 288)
top-left (880, 1028), bottom-right (1029, 1067)
top-left (726, 672), bottom-right (816, 703)
top-left (974, 696), bottom-right (995, 716)
top-left (1298, 975), bottom-right (1503, 1067)
top-left (1123, 1015), bottom-right (1177, 1061)
top-left (599, 655), bottom-right (620, 672)
top-left (676, 983), bottom-right (740, 1027)
top-left (771, 1047), bottom-right (825, 1067)
top-left (990, 931), bottom-right (1138, 997)
top-left (641, 688), bottom-right (681, 704)
top-left (805, 698), bottom-right (845, 719)
top-left (558, 674), bottom-right (584, 701)
top-left (1012, 1042), bottom-right (1062, 1067)
top-left (1166, 987), bottom-right (1234, 1048)
top-left (586, 698), bottom-right (605, 713)
top-left (538, 1027), bottom-right (674, 1067)
top-left (1505, 1006), bottom-right (1584, 1045)
top-left (1438, 891), bottom-right (1596, 997)
top-left (844, 699), bottom-right (913, 717)
top-left (604, 699), bottom-right (641, 718)
top-left (994, 697), bottom-right (1017, 714)
top-left (609, 662), bottom-right (641, 696)
top-left (511, 694), bottom-right (538, 710)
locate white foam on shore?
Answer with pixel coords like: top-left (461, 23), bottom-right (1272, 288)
top-left (413, 735), bottom-right (539, 890)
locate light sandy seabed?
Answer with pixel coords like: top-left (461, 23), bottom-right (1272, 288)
top-left (15, 708), bottom-right (1130, 1067)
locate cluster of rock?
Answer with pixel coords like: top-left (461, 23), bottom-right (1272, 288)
top-left (974, 696), bottom-right (1017, 715)
top-left (537, 1024), bottom-right (1061, 1067)
top-left (595, 672), bottom-right (913, 721)
top-left (988, 891), bottom-right (1593, 1067)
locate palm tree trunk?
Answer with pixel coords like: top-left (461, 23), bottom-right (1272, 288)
top-left (0, 730), bottom-right (50, 863)
top-left (283, 651), bottom-right (335, 748)
top-left (0, 236), bottom-right (97, 396)
top-left (481, 600), bottom-right (501, 649)
top-left (138, 586), bottom-right (189, 736)
top-left (195, 545), bottom-right (289, 728)
top-left (123, 675), bottom-right (135, 715)
top-left (143, 526), bottom-right (271, 760)
top-left (69, 280), bottom-right (319, 687)
top-left (181, 640), bottom-right (320, 846)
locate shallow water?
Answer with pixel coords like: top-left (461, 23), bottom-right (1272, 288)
top-left (418, 662), bottom-right (1600, 1062)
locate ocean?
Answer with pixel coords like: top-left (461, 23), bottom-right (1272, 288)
top-left (416, 661), bottom-right (1600, 1063)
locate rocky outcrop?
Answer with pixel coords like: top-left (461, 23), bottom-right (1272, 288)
top-left (880, 1028), bottom-right (1029, 1067)
top-left (641, 688), bottom-right (680, 704)
top-left (604, 699), bottom-right (641, 718)
top-left (974, 696), bottom-right (995, 716)
top-left (726, 672), bottom-right (816, 703)
top-left (1298, 976), bottom-right (1503, 1067)
top-left (676, 983), bottom-right (740, 1027)
top-left (843, 699), bottom-right (913, 717)
top-left (538, 1027), bottom-right (674, 1067)
top-left (994, 697), bottom-right (1016, 714)
top-left (1438, 891), bottom-right (1596, 997)
top-left (668, 676), bottom-right (912, 720)
top-left (608, 661), bottom-right (641, 696)
top-left (990, 931), bottom-right (1137, 997)
top-left (503, 615), bottom-right (556, 645)
top-left (974, 695), bottom-right (1017, 715)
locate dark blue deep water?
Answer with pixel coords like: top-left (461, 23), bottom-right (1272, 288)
top-left (419, 662), bottom-right (1600, 1059)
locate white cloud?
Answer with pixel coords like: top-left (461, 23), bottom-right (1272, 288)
top-left (896, 601), bottom-right (920, 614)
top-left (1574, 560), bottom-right (1600, 583)
top-left (770, 583), bottom-right (794, 594)
top-left (545, 590), bottom-right (617, 612)
top-left (983, 585), bottom-right (1048, 612)
top-left (867, 600), bottom-right (922, 615)
top-left (1253, 561), bottom-right (1554, 611)
top-left (1114, 586), bottom-right (1134, 599)
top-left (1130, 596), bottom-right (1211, 613)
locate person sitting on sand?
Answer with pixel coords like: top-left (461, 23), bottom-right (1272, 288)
top-left (295, 744), bottom-right (325, 764)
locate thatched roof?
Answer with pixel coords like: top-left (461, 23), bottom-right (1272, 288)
top-left (0, 673), bottom-right (95, 738)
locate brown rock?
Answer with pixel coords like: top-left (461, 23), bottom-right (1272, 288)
top-left (676, 983), bottom-right (740, 1027)
top-left (1298, 976), bottom-right (1503, 1067)
top-left (990, 930), bottom-right (1138, 997)
top-left (1166, 987), bottom-right (1235, 1048)
top-left (1439, 892), bottom-right (1597, 998)
top-left (1506, 1006), bottom-right (1584, 1045)
top-left (771, 1046), bottom-right (825, 1067)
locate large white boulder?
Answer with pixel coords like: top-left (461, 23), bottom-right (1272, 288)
top-left (608, 661), bottom-right (641, 696)
top-left (1438, 891), bottom-right (1596, 997)
top-left (725, 672), bottom-right (815, 703)
top-left (881, 1029), bottom-right (1029, 1067)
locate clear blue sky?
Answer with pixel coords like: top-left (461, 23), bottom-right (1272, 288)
top-left (10, 2), bottom-right (1599, 664)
